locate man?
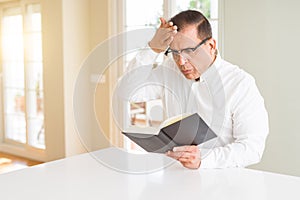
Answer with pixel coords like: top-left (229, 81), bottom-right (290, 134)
top-left (117, 10), bottom-right (269, 169)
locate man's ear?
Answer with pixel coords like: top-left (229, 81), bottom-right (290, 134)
top-left (208, 38), bottom-right (217, 54)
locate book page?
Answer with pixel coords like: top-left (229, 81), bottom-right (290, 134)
top-left (160, 113), bottom-right (192, 128)
top-left (123, 126), bottom-right (159, 135)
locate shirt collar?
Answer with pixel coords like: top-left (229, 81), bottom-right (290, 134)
top-left (199, 53), bottom-right (222, 82)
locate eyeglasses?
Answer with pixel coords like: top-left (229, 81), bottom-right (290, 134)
top-left (164, 37), bottom-right (211, 60)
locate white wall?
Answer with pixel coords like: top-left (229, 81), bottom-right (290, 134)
top-left (42, 0), bottom-right (66, 160)
top-left (90, 0), bottom-right (111, 150)
top-left (224, 0), bottom-right (300, 176)
top-left (41, 0), bottom-right (110, 159)
top-left (62, 0), bottom-right (110, 156)
top-left (62, 0), bottom-right (91, 156)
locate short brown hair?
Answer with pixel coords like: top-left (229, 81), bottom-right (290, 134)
top-left (170, 10), bottom-right (212, 40)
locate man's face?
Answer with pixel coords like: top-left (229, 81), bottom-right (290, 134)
top-left (169, 25), bottom-right (213, 80)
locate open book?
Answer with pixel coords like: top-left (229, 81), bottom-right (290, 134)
top-left (122, 113), bottom-right (217, 153)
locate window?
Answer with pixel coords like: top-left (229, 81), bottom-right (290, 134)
top-left (0, 3), bottom-right (44, 150)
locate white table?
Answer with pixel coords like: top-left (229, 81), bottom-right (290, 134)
top-left (0, 147), bottom-right (299, 200)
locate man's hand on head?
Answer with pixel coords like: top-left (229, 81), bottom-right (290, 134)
top-left (166, 145), bottom-right (201, 169)
top-left (149, 17), bottom-right (177, 53)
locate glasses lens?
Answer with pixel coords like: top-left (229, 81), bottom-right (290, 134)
top-left (173, 51), bottom-right (193, 61)
top-left (181, 49), bottom-right (194, 59)
top-left (172, 52), bottom-right (180, 60)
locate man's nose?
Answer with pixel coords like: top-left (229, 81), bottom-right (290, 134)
top-left (178, 54), bottom-right (187, 65)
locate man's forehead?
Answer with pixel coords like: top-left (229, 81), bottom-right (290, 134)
top-left (178, 25), bottom-right (198, 36)
top-left (170, 30), bottom-right (199, 50)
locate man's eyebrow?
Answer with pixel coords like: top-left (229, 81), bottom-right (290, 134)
top-left (169, 46), bottom-right (196, 51)
top-left (181, 46), bottom-right (196, 50)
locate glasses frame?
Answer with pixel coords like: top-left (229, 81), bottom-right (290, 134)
top-left (164, 37), bottom-right (212, 57)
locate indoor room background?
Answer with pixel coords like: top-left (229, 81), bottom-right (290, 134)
top-left (0, 0), bottom-right (299, 177)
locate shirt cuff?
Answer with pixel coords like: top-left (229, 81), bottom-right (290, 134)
top-left (199, 148), bottom-right (216, 169)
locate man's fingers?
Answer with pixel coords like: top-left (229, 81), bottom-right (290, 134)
top-left (158, 29), bottom-right (177, 45)
top-left (160, 17), bottom-right (167, 28)
top-left (149, 18), bottom-right (177, 53)
top-left (166, 150), bottom-right (184, 159)
top-left (164, 35), bottom-right (174, 45)
top-left (173, 146), bottom-right (188, 152)
top-left (160, 27), bottom-right (177, 36)
top-left (166, 146), bottom-right (201, 169)
top-left (173, 145), bottom-right (198, 152)
top-left (166, 151), bottom-right (196, 159)
top-left (159, 29), bottom-right (176, 40)
top-left (180, 160), bottom-right (201, 169)
top-left (178, 157), bottom-right (198, 164)
top-left (160, 18), bottom-right (178, 30)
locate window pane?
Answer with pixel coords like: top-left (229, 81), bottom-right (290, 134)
top-left (1, 8), bottom-right (26, 144)
top-left (26, 4), bottom-right (44, 149)
top-left (26, 62), bottom-right (43, 91)
top-left (177, 0), bottom-right (211, 18)
top-left (1, 13), bottom-right (24, 61)
top-left (2, 62), bottom-right (24, 89)
top-left (210, 20), bottom-right (218, 39)
top-left (28, 116), bottom-right (44, 149)
top-left (176, 0), bottom-right (192, 12)
top-left (125, 0), bottom-right (163, 67)
top-left (27, 89), bottom-right (44, 149)
top-left (26, 4), bottom-right (41, 32)
top-left (210, 0), bottom-right (218, 19)
top-left (3, 88), bottom-right (26, 143)
top-left (5, 114), bottom-right (26, 143)
top-left (4, 89), bottom-right (25, 114)
top-left (26, 90), bottom-right (41, 117)
top-left (126, 0), bottom-right (163, 29)
top-left (26, 88), bottom-right (44, 149)
top-left (25, 4), bottom-right (42, 62)
top-left (25, 32), bottom-right (43, 61)
top-left (28, 102), bottom-right (45, 149)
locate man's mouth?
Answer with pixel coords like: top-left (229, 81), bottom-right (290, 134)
top-left (182, 69), bottom-right (193, 75)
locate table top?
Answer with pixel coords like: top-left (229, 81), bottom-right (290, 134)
top-left (0, 147), bottom-right (299, 200)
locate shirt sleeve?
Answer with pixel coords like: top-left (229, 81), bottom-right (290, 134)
top-left (116, 46), bottom-right (163, 102)
top-left (200, 75), bottom-right (269, 168)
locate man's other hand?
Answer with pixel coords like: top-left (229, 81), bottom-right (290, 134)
top-left (166, 145), bottom-right (201, 169)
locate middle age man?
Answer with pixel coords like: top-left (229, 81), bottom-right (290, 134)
top-left (116, 10), bottom-right (269, 169)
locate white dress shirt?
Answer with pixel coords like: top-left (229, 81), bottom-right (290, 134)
top-left (116, 47), bottom-right (269, 169)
